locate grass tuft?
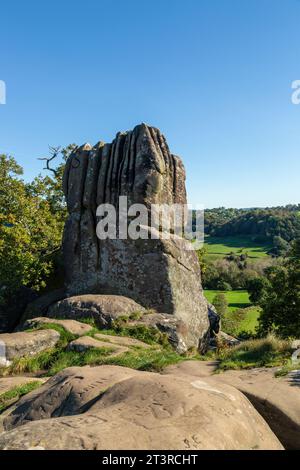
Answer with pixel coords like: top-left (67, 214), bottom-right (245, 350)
top-left (4, 347), bottom-right (116, 377)
top-left (0, 381), bottom-right (42, 413)
top-left (87, 347), bottom-right (184, 372)
top-left (79, 317), bottom-right (170, 348)
top-left (216, 334), bottom-right (292, 371)
top-left (110, 323), bottom-right (170, 347)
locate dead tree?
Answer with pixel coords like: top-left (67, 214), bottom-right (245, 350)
top-left (38, 146), bottom-right (61, 176)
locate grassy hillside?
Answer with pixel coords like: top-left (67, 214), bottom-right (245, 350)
top-left (204, 289), bottom-right (260, 336)
top-left (204, 235), bottom-right (271, 262)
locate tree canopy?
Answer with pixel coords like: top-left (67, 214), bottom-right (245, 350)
top-left (0, 148), bottom-right (74, 304)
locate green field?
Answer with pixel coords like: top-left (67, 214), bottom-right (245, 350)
top-left (204, 289), bottom-right (260, 335)
top-left (204, 235), bottom-right (271, 262)
top-left (204, 289), bottom-right (251, 311)
top-left (237, 308), bottom-right (260, 333)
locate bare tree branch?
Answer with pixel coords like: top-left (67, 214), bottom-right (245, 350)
top-left (38, 146), bottom-right (61, 176)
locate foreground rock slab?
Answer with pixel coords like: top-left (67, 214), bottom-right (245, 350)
top-left (164, 361), bottom-right (300, 450)
top-left (21, 317), bottom-right (93, 337)
top-left (0, 330), bottom-right (60, 366)
top-left (0, 365), bottom-right (283, 450)
top-left (0, 377), bottom-right (46, 433)
top-left (3, 366), bottom-right (139, 429)
top-left (217, 367), bottom-right (300, 450)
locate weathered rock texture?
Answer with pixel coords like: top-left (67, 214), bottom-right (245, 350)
top-left (46, 294), bottom-right (145, 328)
top-left (21, 317), bottom-right (93, 337)
top-left (45, 294), bottom-right (192, 354)
top-left (216, 367), bottom-right (300, 450)
top-left (0, 365), bottom-right (283, 450)
top-left (0, 330), bottom-right (60, 366)
top-left (164, 361), bottom-right (300, 450)
top-left (67, 337), bottom-right (129, 357)
top-left (62, 124), bottom-right (210, 352)
top-left (93, 333), bottom-right (150, 349)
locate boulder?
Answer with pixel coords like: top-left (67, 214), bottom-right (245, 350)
top-left (0, 377), bottom-right (46, 432)
top-left (67, 336), bottom-right (128, 357)
top-left (61, 124), bottom-right (210, 352)
top-left (129, 312), bottom-right (194, 354)
top-left (21, 317), bottom-right (93, 337)
top-left (42, 293), bottom-right (207, 353)
top-left (218, 331), bottom-right (240, 346)
top-left (94, 333), bottom-right (150, 349)
top-left (0, 365), bottom-right (283, 450)
top-left (0, 330), bottom-right (60, 366)
top-left (47, 294), bottom-right (145, 328)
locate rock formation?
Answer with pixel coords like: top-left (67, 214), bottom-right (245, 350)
top-left (0, 365), bottom-right (284, 450)
top-left (62, 124), bottom-right (210, 352)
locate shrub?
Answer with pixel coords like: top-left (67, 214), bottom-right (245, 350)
top-left (216, 334), bottom-right (292, 371)
top-left (212, 293), bottom-right (228, 317)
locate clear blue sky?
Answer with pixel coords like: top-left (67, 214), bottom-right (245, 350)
top-left (1, 0), bottom-right (300, 208)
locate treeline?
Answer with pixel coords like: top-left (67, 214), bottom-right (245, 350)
top-left (204, 205), bottom-right (300, 255)
top-left (202, 256), bottom-right (277, 291)
top-left (0, 149), bottom-right (73, 330)
top-left (247, 239), bottom-right (300, 338)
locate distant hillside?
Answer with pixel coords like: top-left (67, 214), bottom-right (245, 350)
top-left (204, 205), bottom-right (300, 255)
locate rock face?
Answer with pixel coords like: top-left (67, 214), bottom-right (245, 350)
top-left (0, 365), bottom-right (283, 450)
top-left (62, 124), bottom-right (210, 352)
top-left (0, 330), bottom-right (60, 366)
